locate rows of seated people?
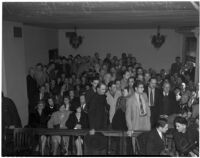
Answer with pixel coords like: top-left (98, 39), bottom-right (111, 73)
top-left (26, 52), bottom-right (199, 156)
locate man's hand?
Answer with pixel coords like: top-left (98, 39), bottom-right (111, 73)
top-left (74, 124), bottom-right (82, 129)
top-left (89, 129), bottom-right (95, 135)
top-left (127, 130), bottom-right (133, 137)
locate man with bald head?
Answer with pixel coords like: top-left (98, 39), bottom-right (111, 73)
top-left (160, 82), bottom-right (179, 117)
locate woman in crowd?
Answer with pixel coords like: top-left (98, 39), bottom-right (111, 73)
top-left (29, 100), bottom-right (48, 155)
top-left (47, 101), bottom-right (72, 155)
top-left (173, 116), bottom-right (199, 156)
top-left (66, 105), bottom-right (89, 155)
top-left (112, 87), bottom-right (130, 130)
top-left (44, 96), bottom-right (57, 122)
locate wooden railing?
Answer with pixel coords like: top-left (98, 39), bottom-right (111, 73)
top-left (4, 128), bottom-right (174, 156)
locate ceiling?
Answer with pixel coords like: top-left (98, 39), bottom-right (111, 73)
top-left (3, 1), bottom-right (200, 29)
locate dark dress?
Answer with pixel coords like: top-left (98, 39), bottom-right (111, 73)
top-left (69, 97), bottom-right (80, 112)
top-left (173, 125), bottom-right (199, 156)
top-left (29, 109), bottom-right (49, 128)
top-left (28, 109), bottom-right (49, 150)
top-left (43, 105), bottom-right (57, 122)
top-left (111, 96), bottom-right (132, 155)
top-left (66, 111), bottom-right (89, 130)
top-left (112, 96), bottom-right (127, 130)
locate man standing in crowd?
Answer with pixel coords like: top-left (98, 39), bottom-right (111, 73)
top-left (87, 83), bottom-right (109, 155)
top-left (126, 81), bottom-right (151, 133)
top-left (126, 81), bottom-right (151, 153)
top-left (106, 81), bottom-right (121, 125)
top-left (170, 56), bottom-right (182, 75)
top-left (121, 70), bottom-right (130, 90)
top-left (88, 82), bottom-right (109, 134)
top-left (160, 82), bottom-right (179, 116)
top-left (26, 67), bottom-right (38, 120)
top-left (85, 77), bottom-right (99, 109)
top-left (144, 77), bottom-right (162, 128)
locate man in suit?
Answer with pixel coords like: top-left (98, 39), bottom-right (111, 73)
top-left (170, 56), bottom-right (182, 75)
top-left (146, 117), bottom-right (169, 155)
top-left (160, 82), bottom-right (179, 116)
top-left (85, 77), bottom-right (99, 109)
top-left (126, 81), bottom-right (151, 134)
top-left (144, 77), bottom-right (162, 128)
top-left (126, 81), bottom-right (151, 153)
top-left (79, 94), bottom-right (88, 114)
top-left (106, 81), bottom-right (121, 124)
top-left (26, 67), bottom-right (39, 117)
top-left (87, 83), bottom-right (109, 155)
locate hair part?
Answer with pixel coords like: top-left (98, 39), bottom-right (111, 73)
top-left (155, 118), bottom-right (168, 128)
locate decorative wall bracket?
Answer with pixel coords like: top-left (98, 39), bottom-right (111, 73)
top-left (151, 26), bottom-right (166, 49)
top-left (66, 27), bottom-right (84, 49)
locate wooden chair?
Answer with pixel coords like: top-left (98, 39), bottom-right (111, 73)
top-left (13, 128), bottom-right (35, 155)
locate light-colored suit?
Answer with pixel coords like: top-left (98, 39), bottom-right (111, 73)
top-left (126, 92), bottom-right (151, 131)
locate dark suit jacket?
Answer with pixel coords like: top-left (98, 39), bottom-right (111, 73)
top-left (29, 109), bottom-right (49, 128)
top-left (160, 91), bottom-right (179, 115)
top-left (144, 87), bottom-right (162, 127)
top-left (173, 125), bottom-right (199, 155)
top-left (27, 75), bottom-right (39, 114)
top-left (88, 94), bottom-right (109, 130)
top-left (85, 88), bottom-right (96, 109)
top-left (144, 87), bottom-right (161, 107)
top-left (146, 129), bottom-right (165, 155)
top-left (26, 75), bottom-right (38, 101)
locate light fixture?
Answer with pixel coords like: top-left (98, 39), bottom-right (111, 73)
top-left (151, 26), bottom-right (166, 49)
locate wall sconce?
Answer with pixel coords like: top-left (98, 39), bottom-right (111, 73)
top-left (151, 26), bottom-right (166, 49)
top-left (66, 27), bottom-right (83, 49)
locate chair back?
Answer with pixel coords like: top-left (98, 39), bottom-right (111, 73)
top-left (135, 131), bottom-right (149, 155)
top-left (14, 128), bottom-right (34, 153)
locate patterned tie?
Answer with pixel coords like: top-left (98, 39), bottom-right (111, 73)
top-left (139, 94), bottom-right (145, 115)
top-left (150, 89), bottom-right (154, 106)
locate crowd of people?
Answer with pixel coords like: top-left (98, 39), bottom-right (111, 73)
top-left (25, 52), bottom-right (199, 156)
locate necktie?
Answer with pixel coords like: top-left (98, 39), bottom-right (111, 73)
top-left (161, 134), bottom-right (166, 145)
top-left (139, 94), bottom-right (145, 115)
top-left (150, 89), bottom-right (154, 106)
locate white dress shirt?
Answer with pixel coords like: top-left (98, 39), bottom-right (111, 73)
top-left (148, 87), bottom-right (155, 106)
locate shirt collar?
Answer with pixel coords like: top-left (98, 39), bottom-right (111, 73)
top-left (156, 128), bottom-right (163, 139)
top-left (163, 92), bottom-right (169, 96)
